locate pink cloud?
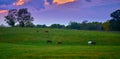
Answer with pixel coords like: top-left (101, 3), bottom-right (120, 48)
top-left (13, 0), bottom-right (30, 6)
top-left (0, 10), bottom-right (8, 14)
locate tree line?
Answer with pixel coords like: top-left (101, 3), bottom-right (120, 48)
top-left (4, 8), bottom-right (120, 31)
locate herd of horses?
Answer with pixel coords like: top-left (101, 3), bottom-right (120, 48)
top-left (46, 40), bottom-right (62, 44)
top-left (36, 30), bottom-right (62, 45)
top-left (36, 30), bottom-right (96, 45)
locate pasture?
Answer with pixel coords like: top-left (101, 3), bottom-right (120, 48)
top-left (0, 27), bottom-right (120, 59)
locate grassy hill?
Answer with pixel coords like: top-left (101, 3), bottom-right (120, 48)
top-left (0, 27), bottom-right (120, 59)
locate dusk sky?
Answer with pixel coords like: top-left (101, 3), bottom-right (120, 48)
top-left (0, 0), bottom-right (120, 26)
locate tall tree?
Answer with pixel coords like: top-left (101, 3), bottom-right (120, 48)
top-left (17, 8), bottom-right (34, 27)
top-left (4, 9), bottom-right (17, 27)
top-left (109, 9), bottom-right (120, 31)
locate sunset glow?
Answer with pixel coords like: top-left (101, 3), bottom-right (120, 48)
top-left (0, 10), bottom-right (8, 14)
top-left (13, 0), bottom-right (25, 6)
top-left (0, 0), bottom-right (120, 25)
top-left (13, 0), bottom-right (76, 6)
top-left (53, 0), bottom-right (75, 5)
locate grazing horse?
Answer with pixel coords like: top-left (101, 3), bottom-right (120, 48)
top-left (45, 30), bottom-right (49, 33)
top-left (47, 40), bottom-right (52, 44)
top-left (57, 41), bottom-right (62, 44)
top-left (91, 41), bottom-right (96, 45)
top-left (88, 40), bottom-right (96, 45)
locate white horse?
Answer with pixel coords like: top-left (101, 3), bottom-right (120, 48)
top-left (88, 40), bottom-right (96, 45)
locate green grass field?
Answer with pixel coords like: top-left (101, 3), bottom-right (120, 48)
top-left (0, 27), bottom-right (120, 59)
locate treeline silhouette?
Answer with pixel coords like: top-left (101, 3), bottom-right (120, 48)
top-left (35, 21), bottom-right (103, 31)
top-left (3, 8), bottom-right (120, 31)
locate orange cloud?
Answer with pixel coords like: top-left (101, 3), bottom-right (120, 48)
top-left (53, 0), bottom-right (75, 5)
top-left (13, 0), bottom-right (29, 6)
top-left (0, 10), bottom-right (8, 14)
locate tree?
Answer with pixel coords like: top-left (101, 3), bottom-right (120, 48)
top-left (88, 22), bottom-right (102, 30)
top-left (50, 24), bottom-right (65, 29)
top-left (17, 8), bottom-right (34, 27)
top-left (25, 21), bottom-right (35, 27)
top-left (67, 22), bottom-right (80, 30)
top-left (42, 24), bottom-right (47, 28)
top-left (109, 9), bottom-right (120, 31)
top-left (36, 24), bottom-right (47, 28)
top-left (80, 21), bottom-right (102, 30)
top-left (102, 21), bottom-right (110, 31)
top-left (4, 8), bottom-right (34, 27)
top-left (80, 20), bottom-right (88, 30)
top-left (4, 9), bottom-right (17, 27)
top-left (66, 21), bottom-right (102, 30)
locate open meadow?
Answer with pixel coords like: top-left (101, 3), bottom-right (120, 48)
top-left (0, 27), bottom-right (120, 59)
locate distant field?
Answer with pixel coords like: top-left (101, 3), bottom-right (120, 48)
top-left (0, 27), bottom-right (120, 59)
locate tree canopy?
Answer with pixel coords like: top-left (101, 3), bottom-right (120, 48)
top-left (109, 9), bottom-right (120, 31)
top-left (4, 8), bottom-right (34, 27)
top-left (4, 9), bottom-right (17, 27)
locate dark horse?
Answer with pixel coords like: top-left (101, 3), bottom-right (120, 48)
top-left (91, 41), bottom-right (96, 45)
top-left (45, 30), bottom-right (49, 33)
top-left (46, 40), bottom-right (52, 44)
top-left (57, 41), bottom-right (62, 44)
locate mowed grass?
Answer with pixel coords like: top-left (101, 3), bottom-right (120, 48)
top-left (0, 27), bottom-right (120, 59)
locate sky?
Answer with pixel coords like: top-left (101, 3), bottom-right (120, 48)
top-left (0, 0), bottom-right (120, 26)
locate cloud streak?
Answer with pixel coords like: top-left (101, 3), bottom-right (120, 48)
top-left (0, 10), bottom-right (8, 13)
top-left (0, 0), bottom-right (54, 10)
top-left (13, 0), bottom-right (29, 6)
top-left (53, 0), bottom-right (75, 5)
